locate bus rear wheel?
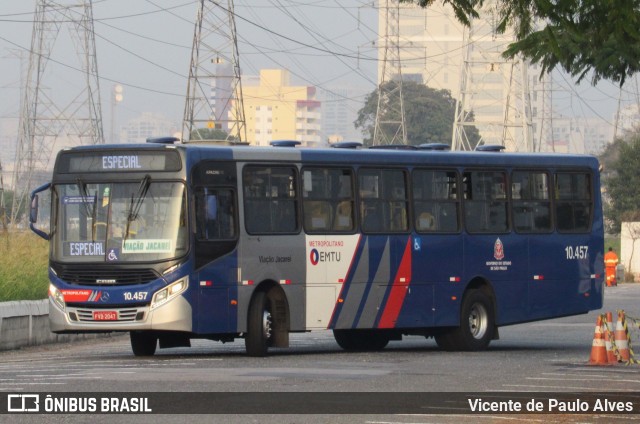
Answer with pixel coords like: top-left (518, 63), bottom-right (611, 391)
top-left (245, 291), bottom-right (273, 357)
top-left (333, 329), bottom-right (389, 351)
top-left (436, 290), bottom-right (495, 351)
top-left (130, 331), bottom-right (157, 356)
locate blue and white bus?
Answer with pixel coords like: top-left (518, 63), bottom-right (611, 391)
top-left (30, 139), bottom-right (604, 356)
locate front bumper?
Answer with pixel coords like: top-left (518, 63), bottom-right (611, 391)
top-left (48, 295), bottom-right (192, 333)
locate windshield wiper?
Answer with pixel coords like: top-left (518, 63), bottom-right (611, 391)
top-left (124, 175), bottom-right (151, 241)
top-left (76, 179), bottom-right (98, 241)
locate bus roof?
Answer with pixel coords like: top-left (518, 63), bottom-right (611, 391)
top-left (60, 143), bottom-right (600, 170)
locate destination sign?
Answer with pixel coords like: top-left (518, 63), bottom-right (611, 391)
top-left (64, 242), bottom-right (105, 257)
top-left (122, 239), bottom-right (173, 254)
top-left (60, 151), bottom-right (181, 173)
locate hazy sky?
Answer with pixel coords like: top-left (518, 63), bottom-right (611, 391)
top-left (0, 0), bottom-right (378, 134)
top-left (0, 0), bottom-right (635, 145)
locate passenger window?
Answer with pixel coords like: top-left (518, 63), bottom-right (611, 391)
top-left (243, 166), bottom-right (299, 234)
top-left (302, 168), bottom-right (354, 233)
top-left (359, 168), bottom-right (408, 233)
top-left (555, 172), bottom-right (592, 233)
top-left (511, 171), bottom-right (551, 233)
top-left (413, 169), bottom-right (460, 233)
top-left (463, 170), bottom-right (509, 233)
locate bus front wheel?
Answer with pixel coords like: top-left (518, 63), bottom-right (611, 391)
top-left (245, 291), bottom-right (273, 357)
top-left (436, 290), bottom-right (495, 351)
top-left (130, 331), bottom-right (157, 356)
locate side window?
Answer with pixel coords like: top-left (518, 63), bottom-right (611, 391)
top-left (555, 172), bottom-right (592, 233)
top-left (463, 170), bottom-right (509, 233)
top-left (511, 171), bottom-right (551, 233)
top-left (195, 188), bottom-right (236, 240)
top-left (243, 166), bottom-right (299, 234)
top-left (359, 168), bottom-right (409, 233)
top-left (302, 168), bottom-right (354, 233)
top-left (413, 169), bottom-right (460, 233)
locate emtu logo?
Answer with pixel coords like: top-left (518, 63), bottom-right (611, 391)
top-left (310, 249), bottom-right (320, 265)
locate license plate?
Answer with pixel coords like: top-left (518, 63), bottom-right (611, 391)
top-left (93, 311), bottom-right (117, 321)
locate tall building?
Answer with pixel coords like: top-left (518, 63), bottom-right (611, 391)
top-left (243, 69), bottom-right (321, 146)
top-left (319, 87), bottom-right (365, 143)
top-left (539, 115), bottom-right (612, 154)
top-left (120, 113), bottom-right (179, 144)
top-left (615, 104), bottom-right (640, 139)
top-left (379, 1), bottom-right (536, 151)
top-left (377, 3), bottom-right (463, 95)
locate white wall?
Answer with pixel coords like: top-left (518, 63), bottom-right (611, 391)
top-left (621, 222), bottom-right (640, 279)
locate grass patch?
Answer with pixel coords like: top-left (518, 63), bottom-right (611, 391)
top-left (0, 231), bottom-right (49, 301)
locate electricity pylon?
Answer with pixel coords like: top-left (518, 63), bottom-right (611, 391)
top-left (12, 0), bottom-right (103, 227)
top-left (373, 0), bottom-right (407, 146)
top-left (452, 1), bottom-right (532, 151)
top-left (183, 0), bottom-right (246, 143)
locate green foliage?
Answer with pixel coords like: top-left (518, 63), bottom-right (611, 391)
top-left (401, 0), bottom-right (640, 86)
top-left (354, 81), bottom-right (481, 147)
top-left (0, 190), bottom-right (26, 227)
top-left (603, 133), bottom-right (640, 232)
top-left (0, 232), bottom-right (49, 301)
top-left (189, 127), bottom-right (234, 142)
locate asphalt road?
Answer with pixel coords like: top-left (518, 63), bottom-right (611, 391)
top-left (2, 284), bottom-right (640, 423)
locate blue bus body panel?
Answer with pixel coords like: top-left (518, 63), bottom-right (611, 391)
top-left (192, 252), bottom-right (238, 334)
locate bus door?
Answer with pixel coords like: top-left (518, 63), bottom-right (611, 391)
top-left (192, 161), bottom-right (239, 334)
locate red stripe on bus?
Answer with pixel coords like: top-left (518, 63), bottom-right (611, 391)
top-left (378, 238), bottom-right (412, 328)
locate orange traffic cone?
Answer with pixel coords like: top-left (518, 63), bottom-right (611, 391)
top-left (604, 312), bottom-right (618, 364)
top-left (615, 310), bottom-right (630, 362)
top-left (589, 315), bottom-right (611, 366)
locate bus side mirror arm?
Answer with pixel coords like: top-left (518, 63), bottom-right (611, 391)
top-left (30, 182), bottom-right (51, 241)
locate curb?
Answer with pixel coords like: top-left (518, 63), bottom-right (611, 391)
top-left (0, 300), bottom-right (113, 351)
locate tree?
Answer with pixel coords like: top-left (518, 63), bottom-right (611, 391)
top-left (603, 132), bottom-right (640, 232)
top-left (189, 127), bottom-right (235, 142)
top-left (354, 80), bottom-right (481, 147)
top-left (401, 0), bottom-right (640, 86)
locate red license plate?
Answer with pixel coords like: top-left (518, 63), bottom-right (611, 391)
top-left (93, 311), bottom-right (117, 321)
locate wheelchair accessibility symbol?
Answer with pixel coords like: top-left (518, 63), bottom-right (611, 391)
top-left (413, 237), bottom-right (421, 251)
top-left (107, 248), bottom-right (119, 261)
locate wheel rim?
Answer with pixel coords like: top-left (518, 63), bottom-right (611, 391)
top-left (262, 310), bottom-right (272, 340)
top-left (468, 302), bottom-right (488, 340)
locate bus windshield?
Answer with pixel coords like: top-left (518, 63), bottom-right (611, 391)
top-left (52, 181), bottom-right (188, 263)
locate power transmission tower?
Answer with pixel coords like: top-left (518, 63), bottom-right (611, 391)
top-left (12, 0), bottom-right (103, 227)
top-left (532, 65), bottom-right (554, 152)
top-left (183, 0), bottom-right (246, 143)
top-left (373, 0), bottom-right (407, 146)
top-left (452, 1), bottom-right (532, 151)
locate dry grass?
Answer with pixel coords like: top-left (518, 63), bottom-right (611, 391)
top-left (0, 231), bottom-right (49, 301)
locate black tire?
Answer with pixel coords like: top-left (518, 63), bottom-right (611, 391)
top-left (434, 331), bottom-right (456, 351)
top-left (130, 331), bottom-right (157, 356)
top-left (333, 329), bottom-right (389, 351)
top-left (443, 289), bottom-right (495, 351)
top-left (245, 291), bottom-right (273, 357)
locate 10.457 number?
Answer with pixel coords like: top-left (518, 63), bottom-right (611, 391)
top-left (565, 245), bottom-right (589, 260)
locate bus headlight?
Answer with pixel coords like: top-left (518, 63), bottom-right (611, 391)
top-left (150, 277), bottom-right (188, 310)
top-left (49, 284), bottom-right (65, 311)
